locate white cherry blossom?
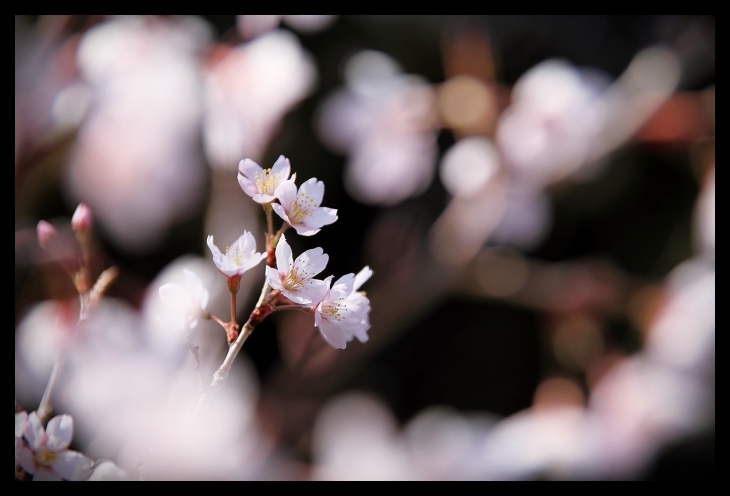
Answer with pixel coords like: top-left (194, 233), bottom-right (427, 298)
top-left (315, 266), bottom-right (373, 349)
top-left (158, 268), bottom-right (210, 331)
top-left (237, 155), bottom-right (292, 204)
top-left (265, 234), bottom-right (329, 305)
top-left (207, 231), bottom-right (266, 279)
top-left (15, 411), bottom-right (94, 481)
top-left (272, 177), bottom-right (338, 236)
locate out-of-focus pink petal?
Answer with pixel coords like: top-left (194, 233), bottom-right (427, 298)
top-left (45, 414), bottom-right (73, 452)
top-left (16, 411), bottom-right (28, 439)
top-left (15, 440), bottom-right (36, 474)
top-left (52, 450), bottom-right (94, 480)
top-left (24, 412), bottom-right (45, 452)
top-left (33, 467), bottom-right (63, 481)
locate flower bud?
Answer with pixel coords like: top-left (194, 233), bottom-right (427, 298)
top-left (36, 220), bottom-right (57, 250)
top-left (71, 203), bottom-right (93, 236)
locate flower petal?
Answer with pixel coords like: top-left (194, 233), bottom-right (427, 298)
top-left (237, 174), bottom-right (259, 199)
top-left (15, 411), bottom-right (28, 439)
top-left (353, 266), bottom-right (373, 291)
top-left (291, 224), bottom-right (320, 236)
top-left (274, 177), bottom-right (298, 210)
top-left (24, 412), bottom-right (45, 451)
top-left (331, 273), bottom-right (355, 297)
top-left (272, 203), bottom-right (293, 226)
top-left (238, 158), bottom-right (263, 181)
top-left (286, 278), bottom-right (329, 305)
top-left (303, 207), bottom-right (338, 228)
top-left (265, 266), bottom-right (284, 291)
top-left (45, 414), bottom-right (73, 452)
top-left (275, 234), bottom-right (293, 275)
top-left (316, 317), bottom-right (347, 349)
top-left (270, 155), bottom-right (291, 179)
top-left (52, 450), bottom-right (94, 480)
top-left (294, 248), bottom-right (328, 278)
top-left (159, 283), bottom-right (190, 308)
top-left (15, 440), bottom-right (36, 474)
top-left (183, 269), bottom-right (208, 311)
top-left (299, 177), bottom-right (324, 205)
top-left (33, 467), bottom-right (63, 481)
top-left (89, 460), bottom-right (132, 481)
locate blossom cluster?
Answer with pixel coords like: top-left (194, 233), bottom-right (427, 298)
top-left (162, 155), bottom-right (372, 350)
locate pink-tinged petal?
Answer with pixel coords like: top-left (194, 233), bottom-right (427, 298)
top-left (272, 203), bottom-right (293, 226)
top-left (52, 450), bottom-right (94, 480)
top-left (206, 235), bottom-right (222, 259)
top-left (238, 158), bottom-right (263, 181)
top-left (238, 231), bottom-right (258, 256)
top-left (352, 323), bottom-right (370, 343)
top-left (15, 441), bottom-right (36, 474)
top-left (303, 207), bottom-right (338, 228)
top-left (299, 177), bottom-right (324, 205)
top-left (183, 269), bottom-right (208, 310)
top-left (159, 283), bottom-right (188, 307)
top-left (89, 460), bottom-right (131, 481)
top-left (16, 411), bottom-right (28, 439)
top-left (294, 248), bottom-right (328, 278)
top-left (274, 177), bottom-right (298, 209)
top-left (331, 273), bottom-right (355, 295)
top-left (288, 278), bottom-right (329, 305)
top-left (270, 155), bottom-right (291, 180)
top-left (353, 266), bottom-right (373, 291)
top-left (291, 224), bottom-right (320, 236)
top-left (237, 173), bottom-right (259, 199)
top-left (265, 266), bottom-right (284, 291)
top-left (33, 467), bottom-right (63, 481)
top-left (275, 234), bottom-right (293, 275)
top-left (241, 252), bottom-right (267, 273)
top-left (316, 317), bottom-right (347, 349)
top-left (24, 412), bottom-right (45, 451)
top-left (45, 415), bottom-right (73, 452)
top-left (252, 192), bottom-right (278, 204)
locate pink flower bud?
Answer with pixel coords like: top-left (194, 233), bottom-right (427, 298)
top-left (36, 220), bottom-right (57, 250)
top-left (71, 203), bottom-right (93, 236)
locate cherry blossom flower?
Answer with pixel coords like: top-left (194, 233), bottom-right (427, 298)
top-left (158, 268), bottom-right (210, 331)
top-left (207, 231), bottom-right (266, 279)
top-left (15, 411), bottom-right (94, 481)
top-left (238, 155), bottom-right (292, 204)
top-left (272, 177), bottom-right (338, 235)
top-left (315, 266), bottom-right (373, 349)
top-left (265, 234), bottom-right (329, 304)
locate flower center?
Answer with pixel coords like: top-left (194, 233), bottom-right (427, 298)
top-left (254, 168), bottom-right (281, 196)
top-left (35, 449), bottom-right (58, 467)
top-left (283, 269), bottom-right (304, 290)
top-left (323, 300), bottom-right (346, 321)
top-left (289, 192), bottom-right (317, 223)
top-left (225, 246), bottom-right (244, 266)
